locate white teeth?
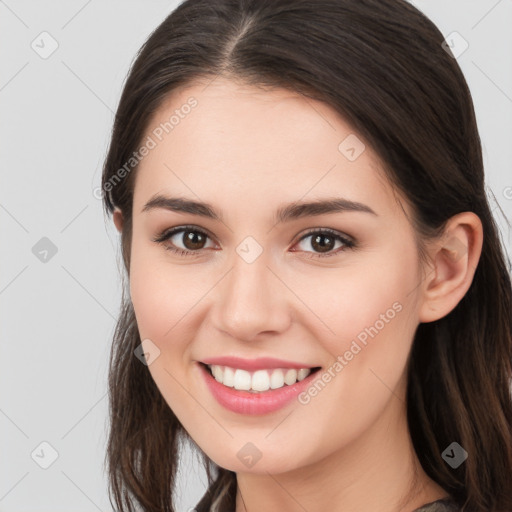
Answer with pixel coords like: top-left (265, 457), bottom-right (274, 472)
top-left (223, 366), bottom-right (235, 387)
top-left (297, 368), bottom-right (310, 381)
top-left (233, 369), bottom-right (252, 390)
top-left (212, 365), bottom-right (223, 383)
top-left (207, 365), bottom-right (314, 392)
top-left (284, 369), bottom-right (298, 385)
top-left (251, 370), bottom-right (270, 391)
top-left (270, 369), bottom-right (285, 389)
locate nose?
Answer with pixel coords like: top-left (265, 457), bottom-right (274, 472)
top-left (211, 249), bottom-right (291, 342)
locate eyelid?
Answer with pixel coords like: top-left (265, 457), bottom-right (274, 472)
top-left (295, 227), bottom-right (354, 245)
top-left (152, 225), bottom-right (217, 258)
top-left (152, 224), bottom-right (214, 243)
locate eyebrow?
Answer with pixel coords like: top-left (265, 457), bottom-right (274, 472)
top-left (141, 194), bottom-right (377, 223)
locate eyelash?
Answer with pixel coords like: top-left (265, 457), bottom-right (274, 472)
top-left (152, 224), bottom-right (356, 259)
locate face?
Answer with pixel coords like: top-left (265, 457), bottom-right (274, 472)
top-left (125, 77), bottom-right (426, 475)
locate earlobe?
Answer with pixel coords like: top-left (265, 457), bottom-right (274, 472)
top-left (418, 212), bottom-right (483, 323)
top-left (113, 207), bottom-right (124, 233)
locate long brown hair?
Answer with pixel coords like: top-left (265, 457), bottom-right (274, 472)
top-left (101, 1), bottom-right (512, 510)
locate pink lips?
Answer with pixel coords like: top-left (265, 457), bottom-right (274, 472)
top-left (197, 361), bottom-right (322, 415)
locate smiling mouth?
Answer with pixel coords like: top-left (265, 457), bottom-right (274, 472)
top-left (200, 362), bottom-right (322, 393)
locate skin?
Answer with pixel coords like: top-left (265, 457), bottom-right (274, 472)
top-left (113, 77), bottom-right (483, 512)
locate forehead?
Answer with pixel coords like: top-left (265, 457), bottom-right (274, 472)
top-left (132, 77), bottom-right (400, 219)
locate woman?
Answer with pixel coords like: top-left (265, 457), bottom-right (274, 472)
top-left (101, 0), bottom-right (512, 511)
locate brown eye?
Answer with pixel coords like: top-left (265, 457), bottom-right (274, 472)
top-left (310, 233), bottom-right (336, 253)
top-left (153, 226), bottom-right (355, 259)
top-left (181, 230), bottom-right (208, 250)
top-left (293, 228), bottom-right (355, 258)
top-left (153, 226), bottom-right (215, 255)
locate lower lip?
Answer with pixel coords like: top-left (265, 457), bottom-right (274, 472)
top-left (198, 362), bottom-right (322, 415)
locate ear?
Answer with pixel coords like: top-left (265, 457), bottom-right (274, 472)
top-left (113, 207), bottom-right (124, 233)
top-left (418, 211), bottom-right (483, 323)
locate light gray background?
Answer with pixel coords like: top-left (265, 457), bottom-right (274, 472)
top-left (1, 1), bottom-right (511, 511)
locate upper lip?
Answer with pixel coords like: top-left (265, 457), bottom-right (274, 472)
top-left (199, 356), bottom-right (319, 371)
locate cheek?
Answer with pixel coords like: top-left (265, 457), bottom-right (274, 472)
top-left (128, 248), bottom-right (201, 408)
top-left (311, 255), bottom-right (416, 336)
top-left (304, 245), bottom-right (419, 387)
top-left (129, 243), bottom-right (198, 343)
top-left (291, 263), bottom-right (418, 445)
